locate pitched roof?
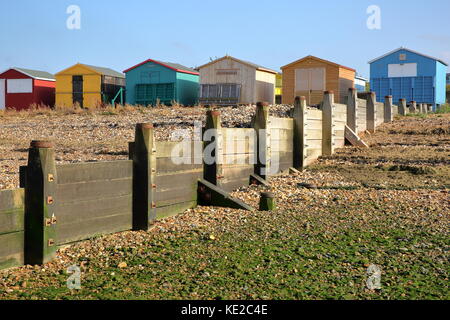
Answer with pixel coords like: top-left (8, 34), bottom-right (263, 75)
top-left (55, 63), bottom-right (125, 78)
top-left (11, 67), bottom-right (55, 81)
top-left (368, 47), bottom-right (448, 66)
top-left (197, 56), bottom-right (278, 74)
top-left (123, 59), bottom-right (199, 75)
top-left (281, 55), bottom-right (356, 72)
top-left (83, 64), bottom-right (125, 78)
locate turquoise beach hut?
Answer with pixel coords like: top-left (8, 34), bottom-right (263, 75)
top-left (123, 59), bottom-right (199, 106)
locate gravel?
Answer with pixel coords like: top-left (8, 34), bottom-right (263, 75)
top-left (0, 104), bottom-right (292, 190)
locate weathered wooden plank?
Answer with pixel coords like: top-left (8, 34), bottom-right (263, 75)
top-left (304, 120), bottom-right (323, 130)
top-left (222, 166), bottom-right (254, 180)
top-left (57, 213), bottom-right (132, 245)
top-left (306, 109), bottom-right (323, 119)
top-left (156, 201), bottom-right (197, 220)
top-left (0, 231), bottom-right (24, 270)
top-left (334, 103), bottom-right (347, 113)
top-left (222, 138), bottom-right (255, 155)
top-left (221, 128), bottom-right (255, 138)
top-left (269, 117), bottom-right (294, 130)
top-left (155, 176), bottom-right (198, 206)
top-left (305, 128), bottom-right (323, 140)
top-left (56, 178), bottom-right (132, 204)
top-left (57, 161), bottom-right (132, 184)
top-left (156, 170), bottom-right (203, 191)
top-left (334, 111), bottom-right (347, 118)
top-left (273, 152), bottom-right (294, 172)
top-left (270, 136), bottom-right (294, 152)
top-left (155, 188), bottom-right (197, 207)
top-left (0, 189), bottom-right (25, 235)
top-left (270, 128), bottom-right (294, 142)
top-left (56, 195), bottom-right (132, 226)
top-left (276, 152), bottom-right (294, 163)
top-left (306, 139), bottom-right (323, 149)
top-left (156, 141), bottom-right (203, 159)
top-left (222, 154), bottom-right (255, 166)
top-left (392, 105), bottom-right (399, 115)
top-left (345, 125), bottom-right (369, 148)
top-left (156, 159), bottom-right (202, 173)
top-left (0, 189), bottom-right (24, 212)
top-left (334, 129), bottom-right (345, 139)
top-left (0, 209), bottom-right (24, 235)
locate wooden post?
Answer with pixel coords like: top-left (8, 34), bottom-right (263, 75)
top-left (24, 140), bottom-right (57, 265)
top-left (259, 192), bottom-right (276, 211)
top-left (422, 103), bottom-right (427, 114)
top-left (409, 101), bottom-right (417, 113)
top-left (347, 88), bottom-right (358, 133)
top-left (322, 91), bottom-right (334, 156)
top-left (366, 91), bottom-right (376, 133)
top-left (132, 123), bottom-right (156, 230)
top-left (203, 110), bottom-right (223, 187)
top-left (254, 102), bottom-right (271, 180)
top-left (128, 142), bottom-right (135, 160)
top-left (293, 96), bottom-right (306, 169)
top-left (398, 99), bottom-right (407, 116)
top-left (384, 95), bottom-right (393, 122)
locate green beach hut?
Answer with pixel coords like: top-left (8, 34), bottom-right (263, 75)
top-left (123, 59), bottom-right (199, 106)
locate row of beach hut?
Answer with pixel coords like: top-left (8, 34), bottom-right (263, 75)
top-left (0, 55), bottom-right (359, 110)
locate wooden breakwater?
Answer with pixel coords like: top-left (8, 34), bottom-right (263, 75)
top-left (1, 89), bottom-right (429, 270)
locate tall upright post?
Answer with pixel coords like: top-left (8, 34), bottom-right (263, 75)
top-left (254, 102), bottom-right (271, 180)
top-left (384, 95), bottom-right (393, 122)
top-left (347, 88), bottom-right (358, 133)
top-left (422, 103), bottom-right (427, 114)
top-left (24, 140), bottom-right (57, 265)
top-left (132, 123), bottom-right (156, 230)
top-left (293, 96), bottom-right (306, 169)
top-left (322, 91), bottom-right (334, 156)
top-left (398, 99), bottom-right (407, 116)
top-left (203, 110), bottom-right (223, 187)
top-left (409, 101), bottom-right (417, 113)
top-left (366, 91), bottom-right (376, 133)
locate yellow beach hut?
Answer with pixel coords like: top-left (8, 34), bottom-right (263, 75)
top-left (55, 63), bottom-right (125, 107)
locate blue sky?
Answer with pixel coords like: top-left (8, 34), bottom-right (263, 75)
top-left (1, 0), bottom-right (449, 78)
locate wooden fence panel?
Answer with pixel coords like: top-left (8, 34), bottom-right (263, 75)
top-left (269, 117), bottom-right (294, 174)
top-left (357, 99), bottom-right (367, 133)
top-left (304, 108), bottom-right (323, 166)
top-left (333, 103), bottom-right (347, 149)
top-left (0, 189), bottom-right (25, 269)
top-left (376, 102), bottom-right (384, 126)
top-left (155, 141), bottom-right (202, 218)
top-left (55, 161), bottom-right (133, 245)
top-left (220, 128), bottom-right (256, 191)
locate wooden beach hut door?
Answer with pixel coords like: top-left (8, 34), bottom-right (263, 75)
top-left (295, 68), bottom-right (325, 105)
top-left (72, 75), bottom-right (83, 108)
top-left (0, 79), bottom-right (5, 110)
